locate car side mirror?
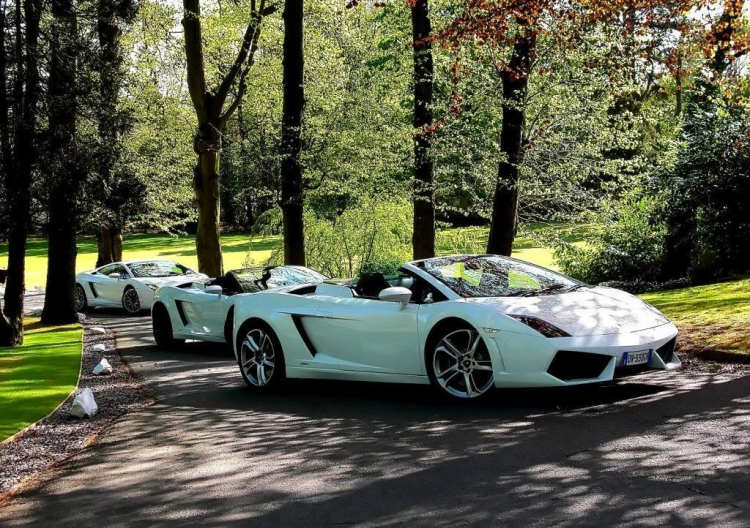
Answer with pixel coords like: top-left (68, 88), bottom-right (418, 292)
top-left (205, 285), bottom-right (223, 296)
top-left (379, 286), bottom-right (412, 309)
top-left (108, 273), bottom-right (121, 280)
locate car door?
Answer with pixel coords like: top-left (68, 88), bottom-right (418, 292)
top-left (192, 290), bottom-right (231, 339)
top-left (303, 288), bottom-right (422, 375)
top-left (95, 264), bottom-right (129, 304)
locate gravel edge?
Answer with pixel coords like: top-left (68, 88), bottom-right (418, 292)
top-left (0, 318), bottom-right (153, 501)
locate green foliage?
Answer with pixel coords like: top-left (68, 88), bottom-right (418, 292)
top-left (660, 109), bottom-right (750, 281)
top-left (553, 196), bottom-right (668, 284)
top-left (262, 198), bottom-right (412, 278)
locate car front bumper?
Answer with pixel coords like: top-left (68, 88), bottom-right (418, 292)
top-left (487, 322), bottom-right (680, 388)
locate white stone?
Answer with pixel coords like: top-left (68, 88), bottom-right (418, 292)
top-left (90, 343), bottom-right (107, 353)
top-left (92, 358), bottom-right (113, 376)
top-left (29, 308), bottom-right (43, 316)
top-left (70, 388), bottom-right (98, 418)
top-left (89, 327), bottom-right (106, 335)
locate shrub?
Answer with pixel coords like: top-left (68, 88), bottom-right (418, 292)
top-left (552, 196), bottom-right (668, 284)
top-left (254, 198), bottom-right (413, 278)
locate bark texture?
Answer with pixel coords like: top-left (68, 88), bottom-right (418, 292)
top-left (280, 0), bottom-right (306, 265)
top-left (487, 33), bottom-right (534, 256)
top-left (183, 0), bottom-right (272, 277)
top-left (0, 0), bottom-right (42, 345)
top-left (42, 0), bottom-right (81, 325)
top-left (410, 0), bottom-right (435, 260)
top-left (96, 226), bottom-right (123, 267)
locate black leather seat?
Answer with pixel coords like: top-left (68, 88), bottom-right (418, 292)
top-left (356, 272), bottom-right (391, 298)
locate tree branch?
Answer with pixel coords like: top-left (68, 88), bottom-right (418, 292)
top-left (182, 0), bottom-right (207, 122)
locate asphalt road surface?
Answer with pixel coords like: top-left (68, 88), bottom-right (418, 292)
top-left (1, 309), bottom-right (749, 527)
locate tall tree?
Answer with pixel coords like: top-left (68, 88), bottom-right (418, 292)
top-left (0, 0), bottom-right (12, 343)
top-left (41, 0), bottom-right (82, 324)
top-left (410, 0), bottom-right (435, 260)
top-left (280, 0), bottom-right (305, 265)
top-left (486, 30), bottom-right (534, 256)
top-left (182, 0), bottom-right (276, 277)
top-left (0, 0), bottom-right (42, 345)
top-left (94, 0), bottom-right (137, 267)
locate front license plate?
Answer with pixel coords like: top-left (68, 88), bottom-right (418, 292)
top-left (621, 350), bottom-right (652, 367)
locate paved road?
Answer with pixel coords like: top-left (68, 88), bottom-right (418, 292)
top-left (1, 310), bottom-right (749, 527)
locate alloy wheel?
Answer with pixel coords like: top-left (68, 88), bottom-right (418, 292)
top-left (123, 289), bottom-right (141, 314)
top-left (433, 329), bottom-right (494, 399)
top-left (240, 328), bottom-right (276, 387)
top-left (74, 285), bottom-right (86, 312)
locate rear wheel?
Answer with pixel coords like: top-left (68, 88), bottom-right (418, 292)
top-left (122, 287), bottom-right (141, 315)
top-left (236, 321), bottom-right (285, 391)
top-left (74, 284), bottom-right (88, 313)
top-left (152, 303), bottom-right (185, 348)
top-left (427, 324), bottom-right (495, 400)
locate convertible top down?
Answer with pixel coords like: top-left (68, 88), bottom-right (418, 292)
top-left (229, 255), bottom-right (680, 400)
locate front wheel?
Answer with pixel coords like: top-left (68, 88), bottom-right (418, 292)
top-left (427, 325), bottom-right (495, 400)
top-left (236, 321), bottom-right (285, 390)
top-left (122, 287), bottom-right (142, 315)
top-left (74, 284), bottom-right (88, 313)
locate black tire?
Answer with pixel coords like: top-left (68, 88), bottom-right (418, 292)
top-left (122, 286), bottom-right (142, 315)
top-left (236, 319), bottom-right (286, 391)
top-left (74, 283), bottom-right (88, 313)
top-left (426, 321), bottom-right (495, 401)
top-left (152, 303), bottom-right (185, 348)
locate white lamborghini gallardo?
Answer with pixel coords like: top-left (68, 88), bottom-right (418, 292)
top-left (226, 255), bottom-right (679, 400)
top-left (75, 260), bottom-right (207, 315)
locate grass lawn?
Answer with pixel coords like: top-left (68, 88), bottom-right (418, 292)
top-left (0, 223), bottom-right (584, 289)
top-left (642, 278), bottom-right (750, 357)
top-left (0, 318), bottom-right (83, 441)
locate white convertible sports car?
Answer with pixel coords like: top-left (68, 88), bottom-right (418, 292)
top-left (151, 266), bottom-right (328, 346)
top-left (230, 255), bottom-right (680, 400)
top-left (75, 260), bottom-right (208, 315)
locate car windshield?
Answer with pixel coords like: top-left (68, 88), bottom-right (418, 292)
top-left (416, 255), bottom-right (581, 298)
top-left (128, 261), bottom-right (193, 278)
top-left (231, 266), bottom-right (328, 294)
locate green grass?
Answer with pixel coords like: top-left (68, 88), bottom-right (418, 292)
top-left (1, 223), bottom-right (586, 289)
top-left (641, 278), bottom-right (750, 356)
top-left (0, 318), bottom-right (83, 441)
top-left (0, 232), bottom-right (281, 290)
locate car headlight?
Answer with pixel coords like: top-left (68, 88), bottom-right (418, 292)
top-left (146, 284), bottom-right (159, 292)
top-left (508, 315), bottom-right (570, 338)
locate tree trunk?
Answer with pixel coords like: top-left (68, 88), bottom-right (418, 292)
top-left (97, 226), bottom-right (114, 267)
top-left (96, 225), bottom-right (124, 267)
top-left (280, 0), bottom-right (305, 266)
top-left (95, 0), bottom-right (127, 267)
top-left (0, 0), bottom-right (11, 344)
top-left (487, 33), bottom-right (534, 256)
top-left (410, 0), bottom-right (435, 260)
top-left (42, 0), bottom-right (81, 325)
top-left (1, 0), bottom-right (41, 345)
top-left (194, 143), bottom-right (224, 276)
top-left (183, 0), bottom-right (271, 276)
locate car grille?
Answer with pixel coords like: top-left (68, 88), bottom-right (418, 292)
top-left (656, 337), bottom-right (677, 363)
top-left (547, 350), bottom-right (613, 381)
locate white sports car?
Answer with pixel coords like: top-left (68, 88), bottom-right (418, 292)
top-left (151, 266), bottom-right (328, 346)
top-left (75, 260), bottom-right (208, 315)
top-left (230, 255), bottom-right (680, 400)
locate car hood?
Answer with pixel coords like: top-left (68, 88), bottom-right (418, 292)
top-left (466, 287), bottom-right (669, 337)
top-left (134, 275), bottom-right (208, 288)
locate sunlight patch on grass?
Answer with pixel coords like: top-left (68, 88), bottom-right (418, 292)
top-left (0, 318), bottom-right (83, 441)
top-left (641, 278), bottom-right (750, 355)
